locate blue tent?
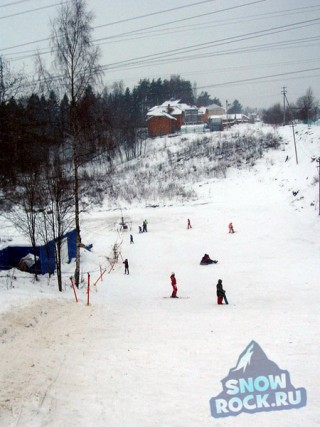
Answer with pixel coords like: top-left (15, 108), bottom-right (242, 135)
top-left (0, 229), bottom-right (77, 275)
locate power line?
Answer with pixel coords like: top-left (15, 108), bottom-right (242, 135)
top-left (93, 0), bottom-right (266, 43)
top-left (99, 6), bottom-right (320, 43)
top-left (0, 0), bottom-right (259, 52)
top-left (96, 35), bottom-right (320, 72)
top-left (0, 0), bottom-right (35, 7)
top-left (196, 67), bottom-right (320, 90)
top-left (100, 18), bottom-right (320, 72)
top-left (0, 2), bottom-right (63, 20)
top-left (1, 1), bottom-right (318, 58)
top-left (94, 0), bottom-right (223, 29)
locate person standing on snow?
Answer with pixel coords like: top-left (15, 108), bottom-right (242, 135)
top-left (170, 272), bottom-right (178, 298)
top-left (187, 218), bottom-right (192, 229)
top-left (228, 222), bottom-right (235, 233)
top-left (216, 279), bottom-right (226, 304)
top-left (123, 259), bottom-right (129, 275)
top-left (143, 219), bottom-right (148, 232)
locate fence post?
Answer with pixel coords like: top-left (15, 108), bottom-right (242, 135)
top-left (94, 268), bottom-right (107, 286)
top-left (70, 277), bottom-right (78, 303)
top-left (87, 272), bottom-right (91, 306)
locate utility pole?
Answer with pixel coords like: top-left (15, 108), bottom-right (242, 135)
top-left (284, 90), bottom-right (298, 165)
top-left (226, 100), bottom-right (229, 130)
top-left (317, 157), bottom-right (320, 216)
top-left (281, 86), bottom-right (287, 125)
top-left (0, 56), bottom-right (4, 104)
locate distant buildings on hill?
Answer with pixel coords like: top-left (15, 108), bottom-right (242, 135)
top-left (146, 99), bottom-right (251, 137)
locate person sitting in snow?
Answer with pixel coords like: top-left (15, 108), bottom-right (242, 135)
top-left (200, 254), bottom-right (218, 265)
top-left (228, 222), bottom-right (235, 233)
top-left (170, 272), bottom-right (178, 298)
top-left (216, 279), bottom-right (226, 304)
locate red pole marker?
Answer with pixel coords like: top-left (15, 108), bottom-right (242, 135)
top-left (70, 277), bottom-right (78, 303)
top-left (94, 268), bottom-right (107, 286)
top-left (87, 272), bottom-right (91, 306)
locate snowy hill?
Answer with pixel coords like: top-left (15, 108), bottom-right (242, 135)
top-left (0, 123), bottom-right (319, 426)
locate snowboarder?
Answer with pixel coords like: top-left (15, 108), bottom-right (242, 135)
top-left (143, 219), bottom-right (148, 232)
top-left (216, 279), bottom-right (228, 304)
top-left (170, 272), bottom-right (178, 298)
top-left (228, 222), bottom-right (235, 233)
top-left (187, 218), bottom-right (192, 229)
top-left (130, 234), bottom-right (134, 244)
top-left (123, 259), bottom-right (129, 275)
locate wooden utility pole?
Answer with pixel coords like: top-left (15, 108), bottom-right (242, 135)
top-left (284, 90), bottom-right (298, 165)
top-left (281, 87), bottom-right (287, 125)
top-left (317, 157), bottom-right (320, 216)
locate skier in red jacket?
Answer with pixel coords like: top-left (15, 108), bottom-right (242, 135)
top-left (228, 222), bottom-right (235, 233)
top-left (170, 273), bottom-right (178, 298)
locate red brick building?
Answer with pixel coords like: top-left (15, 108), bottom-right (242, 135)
top-left (146, 100), bottom-right (198, 137)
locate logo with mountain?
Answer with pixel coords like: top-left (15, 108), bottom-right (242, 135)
top-left (210, 340), bottom-right (307, 418)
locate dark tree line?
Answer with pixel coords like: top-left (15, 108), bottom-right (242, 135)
top-left (0, 73), bottom-right (222, 188)
top-left (0, 88), bottom-right (113, 186)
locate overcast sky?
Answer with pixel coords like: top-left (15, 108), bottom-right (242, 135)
top-left (1, 0), bottom-right (319, 109)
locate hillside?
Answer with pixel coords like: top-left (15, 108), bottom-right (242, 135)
top-left (0, 123), bottom-right (319, 427)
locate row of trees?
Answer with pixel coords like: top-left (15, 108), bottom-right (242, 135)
top-left (1, 0), bottom-right (105, 289)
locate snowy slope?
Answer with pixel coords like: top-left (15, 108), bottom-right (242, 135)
top-left (0, 123), bottom-right (319, 427)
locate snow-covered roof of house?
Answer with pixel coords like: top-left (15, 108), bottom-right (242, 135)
top-left (146, 105), bottom-right (180, 119)
top-left (198, 106), bottom-right (208, 115)
top-left (160, 99), bottom-right (181, 107)
top-left (207, 103), bottom-right (224, 110)
top-left (161, 99), bottom-right (198, 111)
top-left (147, 100), bottom-right (198, 120)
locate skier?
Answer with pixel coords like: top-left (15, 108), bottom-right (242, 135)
top-left (123, 259), bottom-right (129, 275)
top-left (228, 222), bottom-right (235, 233)
top-left (130, 234), bottom-right (134, 244)
top-left (143, 219), bottom-right (148, 232)
top-left (187, 218), bottom-right (192, 229)
top-left (170, 272), bottom-right (178, 298)
top-left (216, 279), bottom-right (227, 304)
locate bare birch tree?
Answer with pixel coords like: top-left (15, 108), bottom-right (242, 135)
top-left (50, 0), bottom-right (102, 287)
top-left (39, 159), bottom-right (74, 292)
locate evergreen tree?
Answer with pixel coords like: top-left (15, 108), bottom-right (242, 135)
top-left (228, 99), bottom-right (243, 114)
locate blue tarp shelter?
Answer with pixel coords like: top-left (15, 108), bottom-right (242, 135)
top-left (0, 229), bottom-right (77, 275)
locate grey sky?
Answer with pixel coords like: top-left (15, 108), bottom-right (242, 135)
top-left (1, 0), bottom-right (319, 109)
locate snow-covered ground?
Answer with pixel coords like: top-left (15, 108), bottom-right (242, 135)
top-left (1, 123), bottom-right (320, 426)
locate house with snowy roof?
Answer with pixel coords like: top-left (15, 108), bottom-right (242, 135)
top-left (206, 103), bottom-right (225, 116)
top-left (146, 100), bottom-right (200, 137)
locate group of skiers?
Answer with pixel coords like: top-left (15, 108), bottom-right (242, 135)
top-left (122, 217), bottom-right (232, 304)
top-left (170, 273), bottom-right (228, 304)
top-left (169, 219), bottom-right (234, 304)
top-left (138, 219), bottom-right (148, 233)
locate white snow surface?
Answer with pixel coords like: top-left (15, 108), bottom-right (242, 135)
top-left (1, 123), bottom-right (320, 426)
